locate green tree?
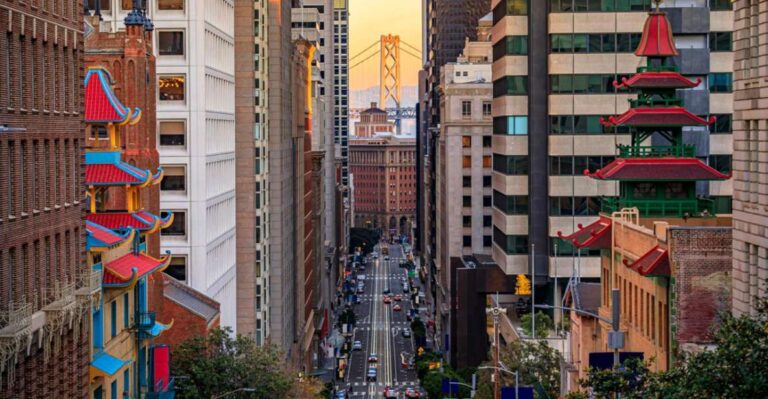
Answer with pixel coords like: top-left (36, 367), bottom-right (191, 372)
top-left (520, 311), bottom-right (554, 339)
top-left (474, 340), bottom-right (560, 399)
top-left (172, 327), bottom-right (297, 399)
top-left (422, 367), bottom-right (470, 399)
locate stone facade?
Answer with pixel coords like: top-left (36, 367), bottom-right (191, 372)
top-left (732, 0), bottom-right (768, 316)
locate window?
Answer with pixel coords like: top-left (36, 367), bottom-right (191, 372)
top-left (159, 121), bottom-right (186, 146)
top-left (551, 238), bottom-right (601, 256)
top-left (123, 369), bottom-right (130, 397)
top-left (463, 156), bottom-right (471, 169)
top-left (483, 235), bottom-right (493, 247)
top-left (463, 236), bottom-right (472, 247)
top-left (462, 101), bottom-right (472, 117)
top-left (162, 211), bottom-right (186, 236)
top-left (160, 166), bottom-right (185, 191)
top-left (463, 196), bottom-right (472, 207)
top-left (551, 74), bottom-right (621, 94)
top-left (493, 76), bottom-right (528, 96)
top-left (86, 0), bottom-right (111, 11)
top-left (483, 156), bottom-right (492, 168)
top-left (158, 31), bottom-right (184, 56)
top-left (494, 116), bottom-right (528, 135)
top-left (483, 102), bottom-right (493, 116)
top-left (463, 176), bottom-right (472, 187)
top-left (709, 73), bottom-right (732, 93)
top-left (493, 154), bottom-right (529, 175)
top-left (123, 293), bottom-right (129, 329)
top-left (483, 195), bottom-right (492, 207)
top-left (111, 381), bottom-right (117, 399)
top-left (158, 75), bottom-right (185, 101)
top-left (709, 0), bottom-right (732, 10)
top-left (493, 227), bottom-right (529, 254)
top-left (463, 215), bottom-right (471, 227)
top-left (708, 155), bottom-right (732, 174)
top-left (165, 256), bottom-right (186, 281)
top-left (710, 114), bottom-right (731, 134)
top-left (158, 0), bottom-right (184, 9)
top-left (462, 136), bottom-right (472, 148)
top-left (493, 0), bottom-right (528, 23)
top-left (110, 300), bottom-right (117, 338)
top-left (483, 215), bottom-right (492, 227)
top-left (493, 36), bottom-right (528, 60)
top-left (482, 136), bottom-right (492, 148)
top-left (483, 176), bottom-right (492, 187)
top-left (709, 32), bottom-right (732, 52)
top-left (550, 115), bottom-right (624, 134)
top-left (493, 191), bottom-right (529, 214)
top-left (551, 33), bottom-right (640, 53)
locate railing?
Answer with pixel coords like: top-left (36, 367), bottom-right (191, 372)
top-left (618, 144), bottom-right (695, 158)
top-left (137, 312), bottom-right (156, 331)
top-left (629, 97), bottom-right (683, 108)
top-left (637, 65), bottom-right (678, 73)
top-left (0, 301), bottom-right (33, 335)
top-left (145, 379), bottom-right (176, 399)
top-left (602, 197), bottom-right (716, 218)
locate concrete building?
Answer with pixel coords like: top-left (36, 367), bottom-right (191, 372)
top-left (490, 0), bottom-right (733, 295)
top-left (0, 2), bottom-right (88, 397)
top-left (732, 0), bottom-right (768, 316)
top-left (334, 0), bottom-right (350, 192)
top-left (95, 0), bottom-right (239, 332)
top-left (355, 103), bottom-right (395, 137)
top-left (350, 134), bottom-right (417, 238)
top-left (234, 0), bottom-right (271, 345)
top-left (435, 34), bottom-right (494, 358)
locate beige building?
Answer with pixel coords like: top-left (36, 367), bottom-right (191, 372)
top-left (435, 33), bottom-right (494, 341)
top-left (355, 103), bottom-right (395, 137)
top-left (732, 0), bottom-right (768, 316)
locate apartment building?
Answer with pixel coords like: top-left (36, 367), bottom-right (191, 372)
top-left (96, 0), bottom-right (239, 332)
top-left (732, 0), bottom-right (768, 316)
top-left (333, 0), bottom-right (350, 191)
top-left (490, 0), bottom-right (734, 295)
top-left (0, 2), bottom-right (88, 397)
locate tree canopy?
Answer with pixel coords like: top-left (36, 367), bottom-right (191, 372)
top-left (520, 311), bottom-right (554, 339)
top-left (474, 339), bottom-right (561, 399)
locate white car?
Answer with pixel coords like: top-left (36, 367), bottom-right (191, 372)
top-left (358, 274), bottom-right (366, 281)
top-left (352, 340), bottom-right (362, 351)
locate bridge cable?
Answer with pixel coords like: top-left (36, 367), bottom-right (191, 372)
top-left (350, 40), bottom-right (381, 61)
top-left (400, 40), bottom-right (422, 54)
top-left (349, 50), bottom-right (380, 70)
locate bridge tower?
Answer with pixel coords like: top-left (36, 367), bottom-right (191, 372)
top-left (380, 34), bottom-right (402, 133)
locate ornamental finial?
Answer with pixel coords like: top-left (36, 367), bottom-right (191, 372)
top-left (654, 0), bottom-right (663, 11)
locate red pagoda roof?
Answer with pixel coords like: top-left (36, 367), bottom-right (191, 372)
top-left (635, 12), bottom-right (678, 57)
top-left (585, 158), bottom-right (730, 181)
top-left (103, 252), bottom-right (171, 287)
top-left (557, 216), bottom-right (612, 249)
top-left (85, 67), bottom-right (142, 125)
top-left (86, 221), bottom-right (132, 248)
top-left (601, 107), bottom-right (715, 127)
top-left (85, 151), bottom-right (163, 187)
top-left (86, 211), bottom-right (174, 233)
top-left (623, 245), bottom-right (670, 276)
top-left (613, 72), bottom-right (701, 90)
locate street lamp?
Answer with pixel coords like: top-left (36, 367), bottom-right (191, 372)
top-left (486, 294), bottom-right (507, 399)
top-left (477, 365), bottom-right (519, 399)
top-left (211, 387), bottom-right (256, 399)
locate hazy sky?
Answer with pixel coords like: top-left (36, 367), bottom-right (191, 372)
top-left (349, 0), bottom-right (422, 91)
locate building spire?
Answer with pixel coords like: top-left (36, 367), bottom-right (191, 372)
top-left (124, 0), bottom-right (145, 26)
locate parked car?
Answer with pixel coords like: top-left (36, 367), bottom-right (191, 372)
top-left (352, 340), bottom-right (362, 351)
top-left (383, 387), bottom-right (398, 399)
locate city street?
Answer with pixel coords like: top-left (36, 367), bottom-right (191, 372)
top-left (344, 243), bottom-right (424, 398)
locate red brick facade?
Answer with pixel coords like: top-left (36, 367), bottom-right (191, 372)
top-left (0, 1), bottom-right (88, 398)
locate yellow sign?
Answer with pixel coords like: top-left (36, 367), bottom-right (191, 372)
top-left (417, 347), bottom-right (424, 356)
top-left (515, 274), bottom-right (532, 296)
top-left (428, 361), bottom-right (441, 370)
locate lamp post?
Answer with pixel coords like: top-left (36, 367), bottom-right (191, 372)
top-left (211, 387), bottom-right (257, 399)
top-left (486, 294), bottom-right (507, 399)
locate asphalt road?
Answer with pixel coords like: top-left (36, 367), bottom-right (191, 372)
top-left (344, 243), bottom-right (424, 398)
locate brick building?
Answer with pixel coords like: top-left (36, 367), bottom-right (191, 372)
top-left (354, 103), bottom-right (394, 137)
top-left (0, 2), bottom-right (89, 398)
top-left (350, 135), bottom-right (416, 238)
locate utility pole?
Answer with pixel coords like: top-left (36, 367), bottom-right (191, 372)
top-left (531, 243), bottom-right (535, 339)
top-left (486, 293), bottom-right (507, 399)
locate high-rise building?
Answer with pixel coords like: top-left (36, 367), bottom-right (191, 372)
top-left (491, 0), bottom-right (733, 296)
top-left (235, 0), bottom-right (271, 345)
top-left (96, 0), bottom-right (239, 332)
top-left (732, 0), bottom-right (767, 316)
top-left (0, 2), bottom-right (88, 398)
top-left (333, 0), bottom-right (350, 191)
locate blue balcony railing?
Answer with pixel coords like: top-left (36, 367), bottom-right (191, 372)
top-left (145, 379), bottom-right (175, 399)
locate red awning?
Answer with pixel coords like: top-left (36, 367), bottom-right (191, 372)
top-left (557, 216), bottom-right (612, 249)
top-left (586, 157), bottom-right (730, 181)
top-left (103, 252), bottom-right (171, 286)
top-left (601, 107), bottom-right (715, 127)
top-left (635, 12), bottom-right (678, 57)
top-left (613, 72), bottom-right (701, 90)
top-left (623, 245), bottom-right (670, 276)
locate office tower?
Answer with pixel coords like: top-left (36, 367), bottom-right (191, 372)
top-left (0, 2), bottom-right (88, 397)
top-left (333, 0), bottom-right (350, 191)
top-left (235, 0), bottom-right (271, 345)
top-left (732, 0), bottom-right (767, 316)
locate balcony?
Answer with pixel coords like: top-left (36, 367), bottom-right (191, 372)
top-left (137, 311), bottom-right (156, 338)
top-left (601, 197), bottom-right (716, 218)
top-left (628, 97), bottom-right (683, 108)
top-left (618, 144), bottom-right (695, 158)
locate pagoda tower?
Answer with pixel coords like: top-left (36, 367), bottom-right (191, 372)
top-left (583, 0), bottom-right (730, 218)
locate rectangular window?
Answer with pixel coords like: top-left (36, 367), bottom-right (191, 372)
top-left (709, 0), bottom-right (732, 10)
top-left (482, 136), bottom-right (492, 148)
top-left (158, 31), bottom-right (184, 56)
top-left (462, 101), bottom-right (472, 117)
top-left (493, 190), bottom-right (529, 215)
top-left (493, 36), bottom-right (528, 60)
top-left (483, 176), bottom-right (492, 187)
top-left (462, 156), bottom-right (471, 169)
top-left (165, 256), bottom-right (186, 281)
top-left (709, 32), bottom-right (732, 52)
top-left (708, 155), bottom-right (732, 174)
top-left (158, 0), bottom-right (184, 9)
top-left (710, 114), bottom-right (732, 134)
top-left (463, 236), bottom-right (472, 247)
top-left (158, 75), bottom-right (185, 101)
top-left (483, 102), bottom-right (492, 116)
top-left (463, 216), bottom-right (471, 228)
top-left (708, 73), bottom-right (732, 93)
top-left (493, 227), bottom-right (529, 254)
top-left (483, 156), bottom-right (492, 168)
top-left (462, 176), bottom-right (472, 188)
top-left (494, 0), bottom-right (528, 23)
top-left (159, 121), bottom-right (186, 147)
top-left (161, 211), bottom-right (185, 236)
top-left (462, 196), bottom-right (472, 207)
top-left (160, 166), bottom-right (186, 191)
top-left (462, 136), bottom-right (471, 148)
top-left (483, 195), bottom-right (492, 207)
top-left (483, 215), bottom-right (492, 227)
top-left (110, 300), bottom-right (117, 338)
top-left (494, 76), bottom-right (528, 97)
top-left (123, 293), bottom-right (129, 329)
top-left (483, 235), bottom-right (493, 247)
top-left (123, 369), bottom-right (130, 397)
top-left (493, 154), bottom-right (529, 175)
top-left (111, 381), bottom-right (117, 399)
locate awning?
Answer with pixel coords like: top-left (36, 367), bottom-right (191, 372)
top-left (90, 352), bottom-right (129, 378)
top-left (586, 157), bottom-right (730, 181)
top-left (623, 245), bottom-right (670, 277)
top-left (557, 216), bottom-right (612, 249)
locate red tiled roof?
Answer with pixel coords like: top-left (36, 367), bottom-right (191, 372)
top-left (623, 245), bottom-right (670, 276)
top-left (613, 72), bottom-right (701, 90)
top-left (86, 221), bottom-right (127, 246)
top-left (635, 12), bottom-right (678, 57)
top-left (601, 107), bottom-right (715, 127)
top-left (87, 211), bottom-right (160, 231)
top-left (103, 252), bottom-right (171, 286)
top-left (586, 158), bottom-right (731, 181)
top-left (84, 67), bottom-right (141, 125)
top-left (86, 164), bottom-right (147, 185)
top-left (557, 216), bottom-right (613, 249)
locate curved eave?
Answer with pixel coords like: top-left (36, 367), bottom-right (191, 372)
top-left (613, 74), bottom-right (701, 90)
top-left (88, 228), bottom-right (136, 252)
top-left (159, 211), bottom-right (175, 230)
top-left (148, 319), bottom-right (174, 338)
top-left (103, 269), bottom-right (138, 289)
top-left (150, 167), bottom-right (165, 186)
top-left (600, 109), bottom-right (716, 128)
top-left (556, 218), bottom-right (612, 249)
top-left (84, 67), bottom-right (135, 125)
top-left (128, 108), bottom-right (143, 125)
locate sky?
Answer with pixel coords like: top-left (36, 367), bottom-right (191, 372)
top-left (349, 0), bottom-right (422, 91)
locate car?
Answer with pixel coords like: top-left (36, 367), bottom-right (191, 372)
top-left (394, 294), bottom-right (402, 301)
top-left (384, 256), bottom-right (390, 261)
top-left (404, 387), bottom-right (420, 398)
top-left (335, 389), bottom-right (348, 399)
top-left (402, 328), bottom-right (411, 338)
top-left (355, 296), bottom-right (362, 304)
top-left (383, 296), bottom-right (392, 304)
top-left (359, 266), bottom-right (366, 272)
top-left (352, 340), bottom-right (362, 351)
top-left (383, 387), bottom-right (398, 399)
top-left (367, 367), bottom-right (377, 381)
top-left (368, 354), bottom-right (378, 363)
top-left (393, 304), bottom-right (402, 311)
top-left (357, 287), bottom-right (364, 294)
top-left (402, 283), bottom-right (409, 292)
top-left (357, 274), bottom-right (366, 281)
top-left (383, 288), bottom-right (391, 295)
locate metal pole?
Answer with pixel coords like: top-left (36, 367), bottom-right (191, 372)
top-left (554, 243), bottom-right (558, 335)
top-left (515, 370), bottom-right (519, 399)
top-left (612, 288), bottom-right (621, 368)
top-left (531, 243), bottom-right (535, 339)
top-left (494, 308), bottom-right (500, 399)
